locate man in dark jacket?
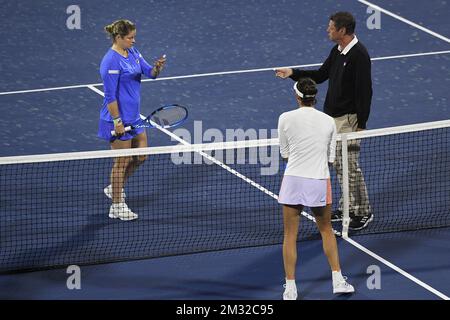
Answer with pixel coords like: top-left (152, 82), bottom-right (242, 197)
top-left (276, 11), bottom-right (373, 230)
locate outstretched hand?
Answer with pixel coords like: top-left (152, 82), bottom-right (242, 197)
top-left (274, 68), bottom-right (293, 79)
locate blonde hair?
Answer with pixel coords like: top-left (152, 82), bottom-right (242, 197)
top-left (104, 19), bottom-right (136, 42)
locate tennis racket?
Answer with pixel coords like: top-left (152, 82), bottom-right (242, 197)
top-left (111, 104), bottom-right (188, 136)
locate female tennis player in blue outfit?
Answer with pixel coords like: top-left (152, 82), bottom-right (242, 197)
top-left (99, 19), bottom-right (166, 221)
top-left (278, 78), bottom-right (354, 299)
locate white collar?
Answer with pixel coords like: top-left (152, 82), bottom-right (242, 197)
top-left (338, 35), bottom-right (358, 55)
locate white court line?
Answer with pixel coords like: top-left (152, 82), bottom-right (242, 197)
top-left (87, 81), bottom-right (330, 229)
top-left (350, 1), bottom-right (450, 297)
top-left (86, 85), bottom-right (105, 97)
top-left (86, 87), bottom-right (449, 299)
top-left (141, 62), bottom-right (322, 82)
top-left (371, 50), bottom-right (450, 62)
top-left (345, 237), bottom-right (450, 300)
top-left (86, 86), bottom-right (320, 226)
top-left (359, 0), bottom-right (450, 43)
top-left (1, 50), bottom-right (450, 96)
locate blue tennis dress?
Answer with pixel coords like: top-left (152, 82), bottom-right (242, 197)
top-left (98, 47), bottom-right (155, 141)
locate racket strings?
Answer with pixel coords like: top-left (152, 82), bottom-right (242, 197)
top-left (150, 106), bottom-right (187, 127)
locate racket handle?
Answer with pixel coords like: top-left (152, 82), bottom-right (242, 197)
top-left (111, 126), bottom-right (132, 137)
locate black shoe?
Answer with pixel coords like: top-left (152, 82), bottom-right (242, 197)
top-left (331, 210), bottom-right (343, 222)
top-left (349, 213), bottom-right (373, 230)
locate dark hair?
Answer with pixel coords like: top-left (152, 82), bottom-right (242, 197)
top-left (295, 78), bottom-right (318, 106)
top-left (104, 19), bottom-right (136, 42)
top-left (330, 12), bottom-right (356, 35)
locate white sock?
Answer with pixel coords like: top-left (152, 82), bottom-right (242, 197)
top-left (332, 270), bottom-right (344, 284)
top-left (285, 279), bottom-right (297, 290)
top-left (112, 202), bottom-right (124, 208)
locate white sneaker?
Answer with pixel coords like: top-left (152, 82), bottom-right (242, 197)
top-left (109, 203), bottom-right (138, 221)
top-left (104, 185), bottom-right (126, 202)
top-left (333, 277), bottom-right (355, 294)
top-left (283, 284), bottom-right (298, 300)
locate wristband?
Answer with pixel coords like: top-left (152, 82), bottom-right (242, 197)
top-left (113, 117), bottom-right (122, 126)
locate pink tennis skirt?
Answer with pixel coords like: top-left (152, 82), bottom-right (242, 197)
top-left (278, 175), bottom-right (332, 207)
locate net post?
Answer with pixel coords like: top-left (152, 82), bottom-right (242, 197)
top-left (341, 134), bottom-right (350, 238)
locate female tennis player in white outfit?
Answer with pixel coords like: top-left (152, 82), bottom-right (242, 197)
top-left (278, 78), bottom-right (354, 300)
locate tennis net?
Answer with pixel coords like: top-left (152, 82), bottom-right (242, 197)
top-left (339, 119), bottom-right (450, 235)
top-left (0, 120), bottom-right (449, 272)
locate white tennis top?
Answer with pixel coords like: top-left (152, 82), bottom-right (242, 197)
top-left (278, 107), bottom-right (337, 179)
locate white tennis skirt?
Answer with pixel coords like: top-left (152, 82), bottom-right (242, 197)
top-left (278, 175), bottom-right (332, 207)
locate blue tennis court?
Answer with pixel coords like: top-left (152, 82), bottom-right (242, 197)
top-left (0, 0), bottom-right (449, 301)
